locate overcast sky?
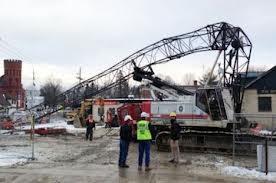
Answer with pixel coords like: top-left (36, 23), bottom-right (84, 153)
top-left (0, 0), bottom-right (275, 89)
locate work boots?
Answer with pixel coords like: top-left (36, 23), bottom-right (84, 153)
top-left (138, 166), bottom-right (152, 171)
top-left (145, 166), bottom-right (152, 171)
top-left (168, 159), bottom-right (175, 163)
top-left (119, 164), bottom-right (129, 168)
top-left (122, 164), bottom-right (129, 168)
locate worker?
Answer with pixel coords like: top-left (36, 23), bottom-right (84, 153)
top-left (137, 112), bottom-right (152, 171)
top-left (86, 114), bottom-right (95, 141)
top-left (169, 112), bottom-right (181, 164)
top-left (112, 114), bottom-right (119, 127)
top-left (118, 115), bottom-right (133, 168)
top-left (105, 110), bottom-right (112, 128)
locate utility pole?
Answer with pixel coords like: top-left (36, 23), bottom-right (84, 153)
top-left (76, 67), bottom-right (83, 84)
top-left (31, 68), bottom-right (35, 108)
top-left (30, 68), bottom-right (35, 160)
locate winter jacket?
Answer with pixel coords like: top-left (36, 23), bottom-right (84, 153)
top-left (120, 124), bottom-right (132, 142)
top-left (86, 120), bottom-right (95, 130)
top-left (170, 120), bottom-right (181, 140)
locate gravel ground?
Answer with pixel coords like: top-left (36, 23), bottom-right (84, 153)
top-left (0, 127), bottom-right (275, 183)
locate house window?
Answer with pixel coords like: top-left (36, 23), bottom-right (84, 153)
top-left (258, 97), bottom-right (272, 112)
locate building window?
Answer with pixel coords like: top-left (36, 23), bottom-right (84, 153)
top-left (258, 97), bottom-right (272, 112)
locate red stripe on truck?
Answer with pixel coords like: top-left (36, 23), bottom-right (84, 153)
top-left (151, 114), bottom-right (208, 119)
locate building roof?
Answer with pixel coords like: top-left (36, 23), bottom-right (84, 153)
top-left (0, 75), bottom-right (5, 86)
top-left (245, 66), bottom-right (276, 89)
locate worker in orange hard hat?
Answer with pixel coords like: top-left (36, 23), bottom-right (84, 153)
top-left (169, 112), bottom-right (181, 164)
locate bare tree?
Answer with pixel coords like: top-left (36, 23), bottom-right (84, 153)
top-left (164, 75), bottom-right (175, 85)
top-left (199, 70), bottom-right (218, 86)
top-left (113, 70), bottom-right (129, 98)
top-left (100, 81), bottom-right (113, 98)
top-left (84, 82), bottom-right (99, 98)
top-left (156, 74), bottom-right (176, 85)
top-left (182, 73), bottom-right (195, 85)
top-left (129, 85), bottom-right (141, 98)
top-left (40, 78), bottom-right (63, 107)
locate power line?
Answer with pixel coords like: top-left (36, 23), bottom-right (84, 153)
top-left (0, 43), bottom-right (25, 60)
top-left (0, 38), bottom-right (33, 62)
top-left (0, 45), bottom-right (21, 59)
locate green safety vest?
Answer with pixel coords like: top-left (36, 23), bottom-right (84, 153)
top-left (137, 120), bottom-right (152, 140)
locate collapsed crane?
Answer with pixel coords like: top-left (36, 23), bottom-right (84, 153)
top-left (30, 22), bottom-right (252, 124)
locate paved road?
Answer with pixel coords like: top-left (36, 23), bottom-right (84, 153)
top-left (0, 164), bottom-right (269, 183)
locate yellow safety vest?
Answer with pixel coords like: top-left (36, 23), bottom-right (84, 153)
top-left (137, 120), bottom-right (152, 140)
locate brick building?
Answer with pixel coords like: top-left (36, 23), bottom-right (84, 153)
top-left (0, 59), bottom-right (25, 108)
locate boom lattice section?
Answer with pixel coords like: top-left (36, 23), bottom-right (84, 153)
top-left (30, 22), bottom-right (252, 119)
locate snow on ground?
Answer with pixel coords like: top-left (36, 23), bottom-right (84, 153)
top-left (0, 130), bottom-right (11, 135)
top-left (0, 152), bottom-right (28, 167)
top-left (221, 166), bottom-right (276, 181)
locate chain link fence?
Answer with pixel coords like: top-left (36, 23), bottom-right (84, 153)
top-left (233, 113), bottom-right (276, 174)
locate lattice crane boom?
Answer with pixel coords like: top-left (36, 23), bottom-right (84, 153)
top-left (30, 22), bottom-right (252, 119)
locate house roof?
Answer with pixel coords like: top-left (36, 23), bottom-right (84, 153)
top-left (0, 93), bottom-right (10, 106)
top-left (245, 66), bottom-right (276, 89)
top-left (240, 71), bottom-right (264, 86)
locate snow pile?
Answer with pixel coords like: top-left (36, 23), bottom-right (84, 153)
top-left (0, 152), bottom-right (28, 167)
top-left (18, 118), bottom-right (86, 134)
top-left (259, 130), bottom-right (272, 135)
top-left (63, 121), bottom-right (86, 134)
top-left (0, 130), bottom-right (11, 135)
top-left (222, 166), bottom-right (276, 181)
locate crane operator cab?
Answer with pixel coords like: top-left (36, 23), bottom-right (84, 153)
top-left (196, 87), bottom-right (234, 123)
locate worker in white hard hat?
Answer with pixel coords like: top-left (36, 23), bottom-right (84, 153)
top-left (169, 112), bottom-right (181, 164)
top-left (137, 111), bottom-right (153, 171)
top-left (118, 115), bottom-right (133, 168)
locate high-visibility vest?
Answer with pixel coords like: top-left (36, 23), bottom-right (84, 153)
top-left (137, 120), bottom-right (152, 140)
